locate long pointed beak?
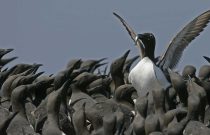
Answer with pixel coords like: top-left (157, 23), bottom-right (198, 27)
top-left (97, 58), bottom-right (107, 63)
top-left (0, 48), bottom-right (14, 58)
top-left (0, 57), bottom-right (18, 66)
top-left (123, 50), bottom-right (130, 59)
top-left (203, 56), bottom-right (210, 63)
top-left (32, 64), bottom-right (43, 73)
top-left (5, 48), bottom-right (14, 54)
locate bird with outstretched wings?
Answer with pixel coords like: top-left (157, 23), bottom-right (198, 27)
top-left (113, 10), bottom-right (210, 71)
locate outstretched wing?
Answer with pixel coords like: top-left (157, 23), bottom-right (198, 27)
top-left (158, 10), bottom-right (210, 71)
top-left (113, 12), bottom-right (137, 41)
top-left (113, 12), bottom-right (144, 59)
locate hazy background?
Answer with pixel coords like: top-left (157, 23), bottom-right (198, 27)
top-left (0, 0), bottom-right (210, 74)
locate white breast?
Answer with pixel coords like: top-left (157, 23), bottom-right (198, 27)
top-left (129, 57), bottom-right (170, 96)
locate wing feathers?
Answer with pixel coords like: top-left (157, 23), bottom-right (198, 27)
top-left (113, 12), bottom-right (137, 41)
top-left (158, 10), bottom-right (210, 70)
top-left (113, 12), bottom-right (144, 59)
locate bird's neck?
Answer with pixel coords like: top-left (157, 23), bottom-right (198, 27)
top-left (71, 84), bottom-right (85, 93)
top-left (12, 102), bottom-right (27, 117)
top-left (48, 113), bottom-right (60, 126)
top-left (113, 75), bottom-right (124, 89)
top-left (144, 47), bottom-right (155, 61)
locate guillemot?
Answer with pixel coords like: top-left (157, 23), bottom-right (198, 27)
top-left (113, 10), bottom-right (210, 96)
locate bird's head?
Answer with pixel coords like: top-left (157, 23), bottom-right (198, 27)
top-left (135, 33), bottom-right (156, 48)
top-left (135, 33), bottom-right (156, 60)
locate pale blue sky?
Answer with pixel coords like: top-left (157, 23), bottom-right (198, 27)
top-left (0, 0), bottom-right (210, 74)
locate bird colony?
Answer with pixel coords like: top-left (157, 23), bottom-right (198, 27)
top-left (1, 10), bottom-right (210, 135)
